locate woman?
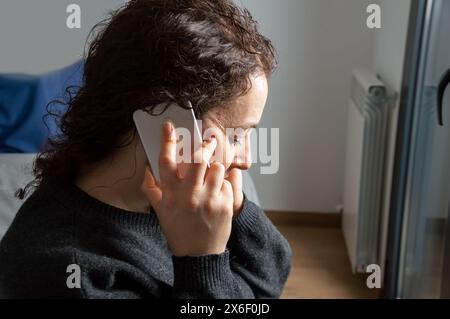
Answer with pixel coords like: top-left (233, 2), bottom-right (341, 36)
top-left (0, 0), bottom-right (291, 298)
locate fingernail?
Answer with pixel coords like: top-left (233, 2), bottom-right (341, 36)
top-left (210, 137), bottom-right (217, 148)
top-left (163, 120), bottom-right (173, 133)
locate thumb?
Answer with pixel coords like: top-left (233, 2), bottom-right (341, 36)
top-left (141, 167), bottom-right (162, 211)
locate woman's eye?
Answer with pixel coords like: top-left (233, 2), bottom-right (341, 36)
top-left (232, 136), bottom-right (243, 146)
top-left (228, 131), bottom-right (247, 146)
top-left (229, 135), bottom-right (240, 146)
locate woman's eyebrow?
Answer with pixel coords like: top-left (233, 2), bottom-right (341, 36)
top-left (230, 121), bottom-right (258, 129)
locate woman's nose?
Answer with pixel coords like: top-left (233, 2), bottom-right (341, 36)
top-left (232, 149), bottom-right (252, 170)
top-left (232, 161), bottom-right (251, 170)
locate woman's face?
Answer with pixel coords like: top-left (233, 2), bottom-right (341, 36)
top-left (202, 73), bottom-right (269, 176)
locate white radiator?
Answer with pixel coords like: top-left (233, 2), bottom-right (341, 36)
top-left (342, 68), bottom-right (388, 273)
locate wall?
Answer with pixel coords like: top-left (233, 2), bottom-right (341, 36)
top-left (243, 0), bottom-right (375, 212)
top-left (0, 0), bottom-right (126, 74)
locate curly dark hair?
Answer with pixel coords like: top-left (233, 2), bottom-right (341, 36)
top-left (16, 0), bottom-right (277, 199)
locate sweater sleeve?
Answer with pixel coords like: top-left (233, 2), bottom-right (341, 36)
top-left (227, 194), bottom-right (292, 298)
top-left (170, 194), bottom-right (292, 299)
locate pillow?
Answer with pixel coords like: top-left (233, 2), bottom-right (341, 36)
top-left (0, 60), bottom-right (84, 153)
top-left (0, 154), bottom-right (36, 240)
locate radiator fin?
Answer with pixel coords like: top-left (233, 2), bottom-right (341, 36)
top-left (342, 68), bottom-right (388, 273)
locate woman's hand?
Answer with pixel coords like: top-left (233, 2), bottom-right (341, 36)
top-left (141, 120), bottom-right (234, 256)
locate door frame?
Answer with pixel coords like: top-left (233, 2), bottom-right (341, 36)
top-left (441, 203), bottom-right (450, 297)
top-left (383, 0), bottom-right (429, 299)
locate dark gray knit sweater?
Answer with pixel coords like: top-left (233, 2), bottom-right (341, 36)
top-left (0, 178), bottom-right (291, 299)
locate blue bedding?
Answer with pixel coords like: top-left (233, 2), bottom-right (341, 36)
top-left (0, 60), bottom-right (84, 153)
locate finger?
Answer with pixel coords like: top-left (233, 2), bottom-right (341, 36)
top-left (221, 179), bottom-right (233, 200)
top-left (225, 168), bottom-right (243, 196)
top-left (141, 167), bottom-right (162, 211)
top-left (204, 162), bottom-right (225, 194)
top-left (185, 137), bottom-right (217, 187)
top-left (159, 120), bottom-right (178, 186)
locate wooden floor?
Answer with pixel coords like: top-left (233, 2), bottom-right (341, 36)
top-left (272, 222), bottom-right (381, 299)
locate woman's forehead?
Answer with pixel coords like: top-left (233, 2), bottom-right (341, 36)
top-left (205, 75), bottom-right (268, 129)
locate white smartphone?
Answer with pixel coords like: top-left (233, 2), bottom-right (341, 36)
top-left (133, 101), bottom-right (205, 182)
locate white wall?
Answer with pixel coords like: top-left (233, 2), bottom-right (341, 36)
top-left (0, 0), bottom-right (126, 74)
top-left (370, 0), bottom-right (411, 275)
top-left (243, 0), bottom-right (375, 212)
